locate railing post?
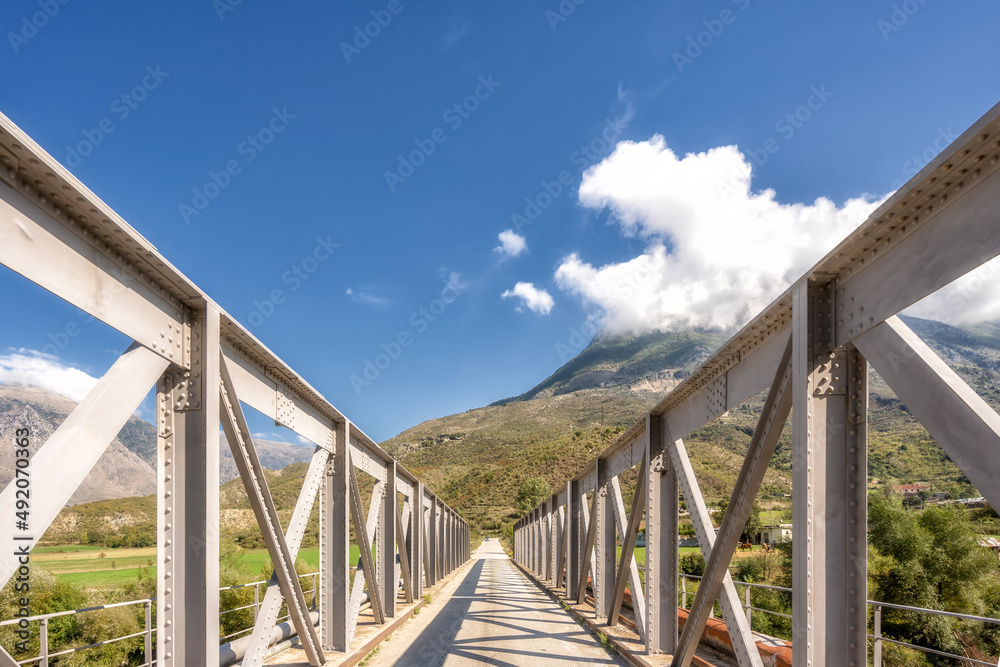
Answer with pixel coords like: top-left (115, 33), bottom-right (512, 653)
top-left (873, 604), bottom-right (882, 667)
top-left (144, 601), bottom-right (152, 666)
top-left (744, 585), bottom-right (752, 628)
top-left (681, 575), bottom-right (687, 609)
top-left (39, 617), bottom-right (48, 667)
top-left (253, 582), bottom-right (260, 622)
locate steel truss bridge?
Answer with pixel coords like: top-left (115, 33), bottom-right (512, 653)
top-left (516, 99), bottom-right (1000, 666)
top-left (0, 96), bottom-right (999, 666)
top-left (0, 108), bottom-right (470, 667)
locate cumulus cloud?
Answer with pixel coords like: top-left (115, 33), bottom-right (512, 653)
top-left (0, 350), bottom-right (98, 402)
top-left (501, 282), bottom-right (555, 315)
top-left (906, 260), bottom-right (1000, 325)
top-left (494, 229), bottom-right (527, 260)
top-left (556, 136), bottom-right (886, 333)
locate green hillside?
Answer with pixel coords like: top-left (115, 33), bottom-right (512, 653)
top-left (41, 316), bottom-right (1000, 537)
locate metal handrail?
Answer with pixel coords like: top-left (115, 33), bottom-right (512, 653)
top-left (679, 573), bottom-right (1000, 666)
top-left (0, 571), bottom-right (320, 666)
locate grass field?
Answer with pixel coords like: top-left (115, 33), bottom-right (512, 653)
top-left (33, 545), bottom-right (361, 590)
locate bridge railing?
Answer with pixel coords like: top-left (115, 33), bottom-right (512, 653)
top-left (0, 106), bottom-right (471, 667)
top-left (0, 571), bottom-right (319, 666)
top-left (680, 574), bottom-right (1000, 667)
top-left (515, 97), bottom-right (1000, 666)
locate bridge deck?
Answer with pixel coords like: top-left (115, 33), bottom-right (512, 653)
top-left (268, 541), bottom-right (734, 666)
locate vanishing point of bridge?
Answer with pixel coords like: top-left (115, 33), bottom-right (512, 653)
top-left (2, 94), bottom-right (1000, 666)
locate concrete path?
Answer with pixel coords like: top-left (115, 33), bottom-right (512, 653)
top-left (365, 540), bottom-right (627, 667)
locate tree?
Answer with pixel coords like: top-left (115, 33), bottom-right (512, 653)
top-left (868, 495), bottom-right (1000, 658)
top-left (714, 499), bottom-right (762, 542)
top-left (516, 477), bottom-right (552, 515)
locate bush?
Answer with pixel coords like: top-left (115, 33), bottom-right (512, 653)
top-left (680, 552), bottom-right (705, 576)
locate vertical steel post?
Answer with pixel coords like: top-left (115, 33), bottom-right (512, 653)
top-left (320, 419), bottom-right (351, 651)
top-left (646, 413), bottom-right (678, 653)
top-left (413, 483), bottom-right (425, 597)
top-left (566, 480), bottom-right (581, 600)
top-left (793, 281), bottom-right (868, 667)
top-left (144, 601), bottom-right (152, 666)
top-left (873, 605), bottom-right (882, 667)
top-left (428, 499), bottom-right (438, 586)
top-left (39, 618), bottom-right (48, 667)
top-left (550, 493), bottom-right (560, 583)
top-left (157, 303), bottom-right (220, 667)
top-left (381, 462), bottom-right (397, 618)
top-left (594, 457), bottom-right (615, 619)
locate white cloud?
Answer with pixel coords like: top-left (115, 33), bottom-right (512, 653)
top-left (494, 229), bottom-right (527, 260)
top-left (501, 282), bottom-right (555, 315)
top-left (556, 136), bottom-right (885, 333)
top-left (0, 350), bottom-right (98, 402)
top-left (906, 259), bottom-right (1000, 324)
top-left (346, 287), bottom-right (390, 308)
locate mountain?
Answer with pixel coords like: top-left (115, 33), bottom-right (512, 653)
top-left (491, 329), bottom-right (731, 403)
top-left (0, 384), bottom-right (315, 504)
top-left (41, 460), bottom-right (321, 548)
top-left (0, 385), bottom-right (157, 505)
top-left (25, 315), bottom-right (1000, 534)
top-left (384, 317), bottom-right (1000, 528)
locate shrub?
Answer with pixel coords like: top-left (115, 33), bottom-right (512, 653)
top-left (680, 552), bottom-right (705, 576)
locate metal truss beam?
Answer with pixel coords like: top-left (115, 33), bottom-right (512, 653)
top-left (669, 437), bottom-right (762, 667)
top-left (349, 462), bottom-right (385, 625)
top-left (219, 356), bottom-right (324, 665)
top-left (608, 456), bottom-right (647, 633)
top-left (0, 178), bottom-right (186, 366)
top-left (675, 338), bottom-right (792, 667)
top-left (856, 316), bottom-right (1000, 509)
top-left (0, 343), bottom-right (167, 585)
top-left (238, 445), bottom-right (328, 667)
top-left (576, 486), bottom-right (599, 606)
top-left (394, 497), bottom-right (414, 604)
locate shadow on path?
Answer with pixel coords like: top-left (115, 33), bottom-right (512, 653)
top-left (381, 544), bottom-right (624, 667)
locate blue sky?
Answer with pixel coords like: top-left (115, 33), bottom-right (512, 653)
top-left (1, 1), bottom-right (999, 442)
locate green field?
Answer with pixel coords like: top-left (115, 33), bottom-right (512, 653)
top-left (32, 545), bottom-right (362, 590)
